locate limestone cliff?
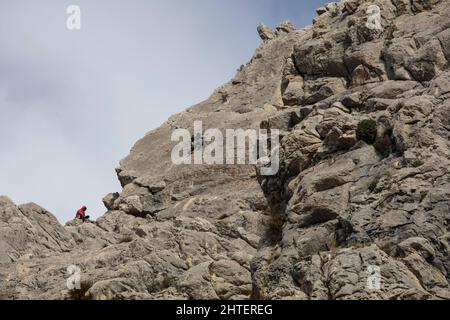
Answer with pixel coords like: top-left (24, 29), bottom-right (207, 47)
top-left (1, 0), bottom-right (450, 300)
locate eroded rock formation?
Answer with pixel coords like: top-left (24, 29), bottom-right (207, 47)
top-left (1, 0), bottom-right (450, 300)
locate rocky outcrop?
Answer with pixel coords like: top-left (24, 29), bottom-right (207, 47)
top-left (252, 0), bottom-right (450, 300)
top-left (0, 197), bottom-right (74, 265)
top-left (1, 0), bottom-right (450, 300)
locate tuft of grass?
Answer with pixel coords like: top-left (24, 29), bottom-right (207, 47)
top-left (356, 119), bottom-right (378, 144)
top-left (411, 159), bottom-right (425, 168)
top-left (368, 179), bottom-right (381, 193)
top-left (420, 191), bottom-right (428, 203)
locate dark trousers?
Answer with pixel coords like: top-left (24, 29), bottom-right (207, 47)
top-left (77, 215), bottom-right (90, 222)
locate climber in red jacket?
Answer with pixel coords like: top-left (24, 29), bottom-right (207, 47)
top-left (75, 205), bottom-right (90, 222)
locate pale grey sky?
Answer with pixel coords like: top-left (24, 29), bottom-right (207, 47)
top-left (0, 0), bottom-right (327, 222)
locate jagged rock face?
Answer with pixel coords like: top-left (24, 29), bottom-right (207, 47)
top-left (0, 197), bottom-right (74, 265)
top-left (1, 0), bottom-right (450, 300)
top-left (254, 0), bottom-right (450, 300)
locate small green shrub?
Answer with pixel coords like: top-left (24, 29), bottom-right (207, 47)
top-left (411, 159), bottom-right (425, 168)
top-left (356, 119), bottom-right (378, 144)
top-left (420, 191), bottom-right (428, 203)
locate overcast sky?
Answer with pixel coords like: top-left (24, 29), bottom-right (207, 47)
top-left (0, 0), bottom-right (327, 222)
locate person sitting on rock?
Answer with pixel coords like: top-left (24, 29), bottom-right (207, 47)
top-left (75, 205), bottom-right (90, 222)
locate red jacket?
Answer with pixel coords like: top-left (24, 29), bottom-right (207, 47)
top-left (76, 206), bottom-right (87, 219)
